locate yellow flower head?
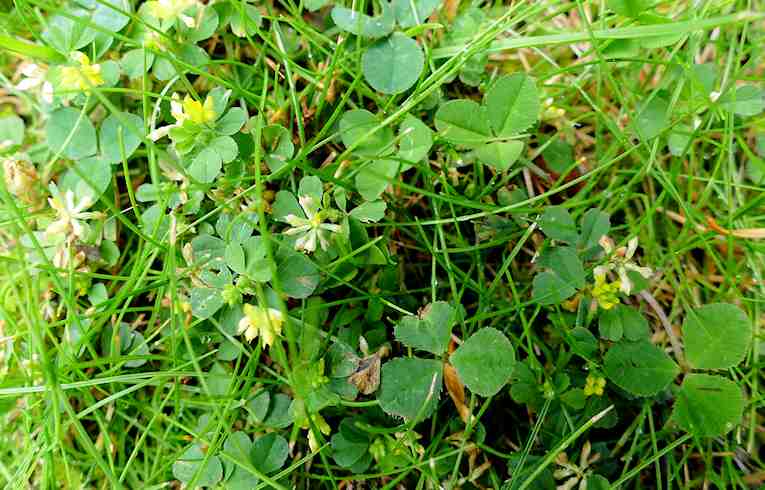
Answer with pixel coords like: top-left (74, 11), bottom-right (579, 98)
top-left (146, 0), bottom-right (197, 26)
top-left (584, 375), bottom-right (606, 397)
top-left (592, 272), bottom-right (621, 310)
top-left (171, 94), bottom-right (216, 125)
top-left (304, 413), bottom-right (331, 453)
top-left (238, 304), bottom-right (284, 348)
top-left (59, 52), bottom-right (104, 93)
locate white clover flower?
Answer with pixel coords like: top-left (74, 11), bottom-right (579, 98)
top-left (46, 183), bottom-right (99, 239)
top-left (283, 195), bottom-right (341, 253)
top-left (596, 236), bottom-right (653, 295)
top-left (16, 63), bottom-right (54, 103)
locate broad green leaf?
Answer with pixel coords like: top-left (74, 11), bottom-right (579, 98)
top-left (230, 4), bottom-right (262, 38)
top-left (603, 341), bottom-right (679, 396)
top-left (450, 327), bottom-right (516, 397)
top-left (331, 5), bottom-right (394, 39)
top-left (483, 73), bottom-right (540, 137)
top-left (398, 114), bottom-right (433, 167)
top-left (189, 147), bottom-right (223, 183)
top-left (179, 4), bottom-right (219, 42)
top-left (510, 360), bottom-right (543, 408)
top-left (272, 190), bottom-right (303, 223)
top-left (578, 209), bottom-right (610, 250)
top-left (208, 362), bottom-right (233, 397)
top-left (190, 287), bottom-right (224, 319)
top-left (277, 254), bottom-right (320, 299)
top-left (59, 155), bottom-right (112, 201)
top-left (209, 135), bottom-right (239, 163)
top-left (99, 112), bottom-right (144, 164)
top-left (538, 206), bottom-right (578, 243)
top-left (537, 246), bottom-right (586, 290)
top-left (394, 301), bottom-right (455, 355)
top-left (349, 200), bottom-right (387, 223)
top-left (720, 85), bottom-right (765, 117)
top-left (602, 38), bottom-right (640, 59)
top-left (120, 48), bottom-right (154, 79)
top-left (250, 433), bottom-right (289, 474)
top-left (216, 107), bottom-right (247, 135)
top-left (46, 107), bottom-right (98, 159)
top-left (242, 236), bottom-right (272, 282)
top-left (172, 444), bottom-right (223, 487)
top-left (541, 137), bottom-right (573, 174)
top-left (0, 115), bottom-right (24, 146)
top-left (434, 100), bottom-right (491, 147)
top-left (682, 303), bottom-right (751, 370)
top-left (355, 159), bottom-right (399, 201)
top-left (635, 96), bottom-right (669, 140)
top-left (261, 124), bottom-right (294, 174)
top-left (362, 33), bottom-right (424, 94)
top-left (608, 0), bottom-right (649, 17)
top-left (671, 373), bottom-right (744, 437)
top-left (378, 357), bottom-right (442, 419)
top-left (331, 418), bottom-right (370, 467)
top-left (223, 432), bottom-right (259, 490)
top-left (246, 390), bottom-right (271, 422)
top-left (668, 125), bottom-right (692, 156)
top-left (585, 475), bottom-right (612, 490)
top-left (475, 140), bottom-right (524, 171)
top-left (599, 305), bottom-right (648, 342)
top-left (570, 327), bottom-right (598, 358)
top-left (262, 393), bottom-right (294, 428)
top-left (339, 109), bottom-right (394, 157)
top-left (392, 0), bottom-right (442, 27)
top-left (531, 271), bottom-right (577, 305)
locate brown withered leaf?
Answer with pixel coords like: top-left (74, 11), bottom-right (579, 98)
top-left (444, 361), bottom-right (471, 423)
top-left (349, 352), bottom-right (381, 395)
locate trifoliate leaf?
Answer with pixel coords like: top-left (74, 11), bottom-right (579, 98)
top-left (474, 140), bottom-right (524, 171)
top-left (538, 206), bottom-right (578, 243)
top-left (394, 301), bottom-right (455, 355)
top-left (434, 99), bottom-right (492, 147)
top-left (483, 74), bottom-right (540, 137)
top-left (339, 109), bottom-right (394, 157)
top-left (250, 433), bottom-right (289, 474)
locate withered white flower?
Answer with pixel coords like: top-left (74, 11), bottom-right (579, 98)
top-left (283, 195), bottom-right (341, 253)
top-left (596, 236), bottom-right (653, 295)
top-left (16, 63), bottom-right (54, 103)
top-left (45, 183), bottom-right (100, 239)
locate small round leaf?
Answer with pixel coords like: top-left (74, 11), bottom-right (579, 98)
top-left (450, 327), bottom-right (516, 397)
top-left (362, 33), bottom-right (424, 94)
top-left (671, 373), bottom-right (744, 437)
top-left (603, 341), bottom-right (678, 396)
top-left (683, 303), bottom-right (751, 370)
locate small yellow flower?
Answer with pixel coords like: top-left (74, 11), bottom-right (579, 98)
top-left (237, 304), bottom-right (284, 348)
top-left (584, 375), bottom-right (606, 397)
top-left (59, 52), bottom-right (104, 93)
top-left (592, 272), bottom-right (621, 310)
top-left (305, 413), bottom-right (331, 453)
top-left (171, 94), bottom-right (216, 125)
top-left (146, 0), bottom-right (197, 26)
